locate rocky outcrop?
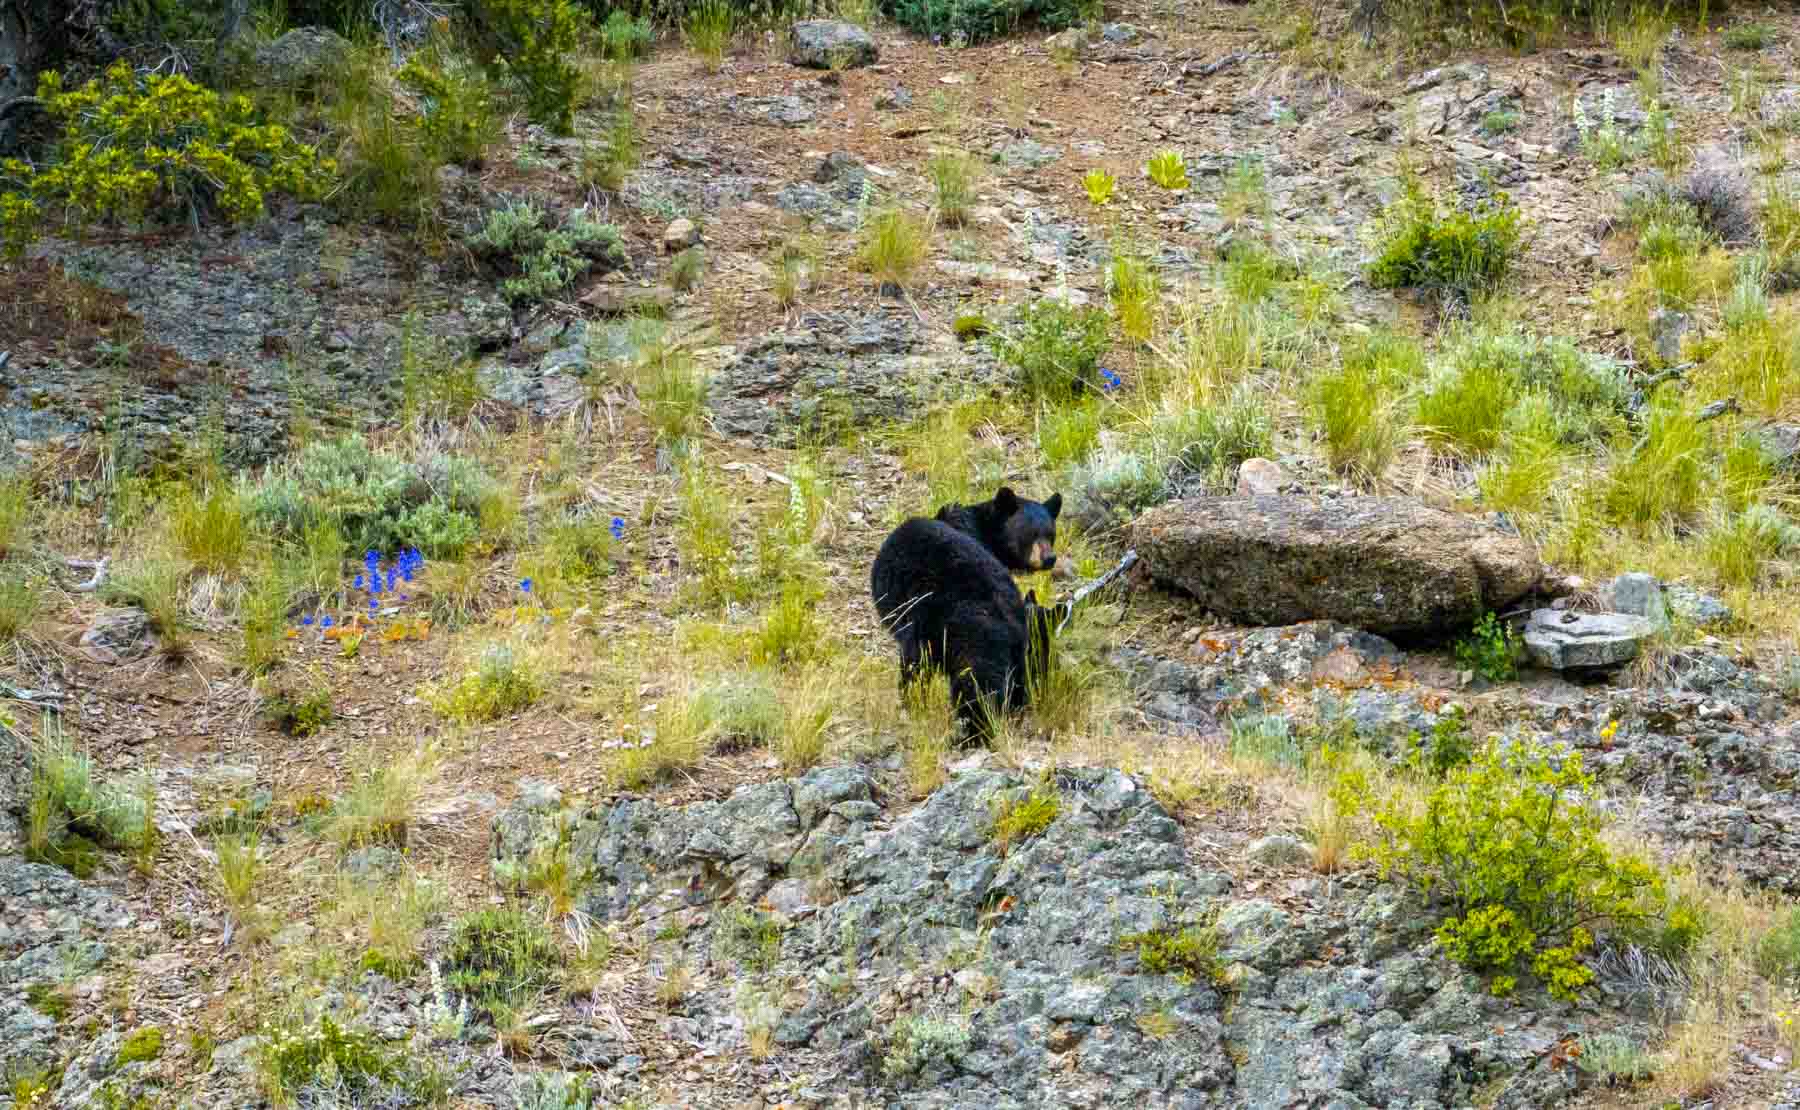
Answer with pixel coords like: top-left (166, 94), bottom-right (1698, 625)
top-left (1129, 495), bottom-right (1540, 637)
top-left (253, 27), bottom-right (352, 87)
top-left (490, 765), bottom-right (1637, 1107)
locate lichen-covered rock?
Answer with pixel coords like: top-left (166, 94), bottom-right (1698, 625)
top-left (254, 27), bottom-right (352, 87)
top-left (788, 20), bottom-right (878, 68)
top-left (1130, 496), bottom-right (1539, 637)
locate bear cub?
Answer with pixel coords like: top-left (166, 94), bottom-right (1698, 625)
top-left (869, 487), bottom-right (1063, 731)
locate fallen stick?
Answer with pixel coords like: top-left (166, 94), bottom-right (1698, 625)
top-left (1053, 549), bottom-right (1139, 635)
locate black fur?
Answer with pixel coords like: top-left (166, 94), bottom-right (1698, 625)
top-left (933, 487), bottom-right (1063, 573)
top-left (870, 518), bottom-right (1055, 733)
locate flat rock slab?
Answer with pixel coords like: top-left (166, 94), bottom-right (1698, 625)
top-left (1129, 495), bottom-right (1539, 637)
top-left (1523, 609), bottom-right (1655, 671)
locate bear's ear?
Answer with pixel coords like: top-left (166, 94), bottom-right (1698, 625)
top-left (1044, 492), bottom-right (1062, 520)
top-left (993, 487), bottom-right (1019, 514)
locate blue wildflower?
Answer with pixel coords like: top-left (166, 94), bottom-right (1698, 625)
top-left (321, 616), bottom-right (334, 629)
top-left (370, 577), bottom-right (382, 595)
top-left (353, 574), bottom-right (365, 590)
top-left (301, 615), bottom-right (314, 627)
top-left (610, 516), bottom-right (625, 541)
top-left (520, 578), bottom-right (534, 594)
top-left (369, 598), bottom-right (379, 611)
top-left (1100, 367), bottom-right (1122, 392)
top-left (386, 569), bottom-right (397, 592)
top-left (364, 549), bottom-right (380, 569)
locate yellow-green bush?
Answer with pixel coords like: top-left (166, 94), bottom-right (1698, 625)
top-left (1338, 736), bottom-right (1666, 1000)
top-left (467, 0), bottom-right (592, 134)
top-left (1, 62), bottom-right (333, 253)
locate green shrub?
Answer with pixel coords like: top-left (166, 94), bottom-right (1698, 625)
top-left (1723, 22), bottom-right (1774, 50)
top-left (1352, 735), bottom-right (1664, 1000)
top-left (1229, 713), bottom-right (1303, 767)
top-left (600, 10), bottom-right (655, 58)
top-left (883, 1013), bottom-right (971, 1082)
top-left (1453, 612), bottom-right (1518, 682)
top-left (926, 151), bottom-right (978, 226)
top-left (1576, 1032), bottom-right (1654, 1085)
top-left (714, 905), bottom-right (783, 971)
top-left (264, 683), bottom-right (334, 738)
top-left (1403, 709), bottom-right (1475, 777)
top-left (1, 62), bottom-right (333, 253)
top-left (247, 435), bottom-right (495, 559)
top-left (442, 906), bottom-right (562, 1018)
top-left (467, 0), bottom-right (593, 133)
top-left (1755, 906), bottom-right (1800, 983)
top-left (989, 298), bottom-right (1110, 399)
top-left (1117, 920), bottom-right (1225, 986)
top-left (879, 0), bottom-right (1084, 46)
top-left (397, 44), bottom-right (504, 167)
top-left (469, 200), bottom-right (626, 304)
top-left (1149, 383), bottom-right (1273, 488)
top-left (1367, 173), bottom-right (1523, 304)
top-left (1146, 150), bottom-right (1189, 190)
top-left (256, 1013), bottom-right (428, 1106)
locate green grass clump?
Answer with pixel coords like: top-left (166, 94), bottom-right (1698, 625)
top-left (685, 0), bottom-right (733, 69)
top-left (264, 682), bottom-right (334, 738)
top-left (429, 643), bottom-right (544, 723)
top-left (991, 781), bottom-right (1060, 854)
top-left (170, 484), bottom-right (252, 576)
top-left (396, 39), bottom-right (504, 168)
top-left (1117, 920), bottom-right (1225, 986)
top-left (1755, 905), bottom-right (1800, 982)
top-left (0, 568), bottom-right (41, 642)
top-left (1723, 23), bottom-right (1774, 50)
top-left (670, 246), bottom-right (705, 292)
top-left (690, 674), bottom-right (786, 753)
top-left (926, 151), bottom-right (978, 227)
top-left (1310, 330), bottom-right (1418, 485)
top-left (585, 106), bottom-right (640, 192)
top-left (442, 905), bottom-right (562, 1019)
top-left (856, 207), bottom-right (931, 292)
top-left (1038, 400), bottom-right (1103, 471)
top-left (1107, 252), bottom-right (1160, 343)
top-left (1339, 735), bottom-right (1667, 1000)
top-left (990, 298), bottom-right (1111, 400)
top-left (1228, 713), bottom-right (1303, 768)
top-left (116, 1027), bottom-right (164, 1066)
top-left (0, 473), bottom-right (29, 556)
top-left (600, 10), bottom-right (655, 58)
top-left (26, 724), bottom-right (154, 877)
top-left (1367, 172), bottom-right (1523, 304)
top-left (714, 905), bottom-right (783, 972)
top-left (1602, 391), bottom-right (1708, 530)
top-left (751, 578), bottom-right (825, 666)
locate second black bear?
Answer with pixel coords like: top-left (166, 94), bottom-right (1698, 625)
top-left (869, 488), bottom-right (1063, 732)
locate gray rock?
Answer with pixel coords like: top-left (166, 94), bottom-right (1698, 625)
top-left (1666, 583), bottom-right (1732, 628)
top-left (1522, 609), bottom-right (1655, 671)
top-left (662, 218), bottom-right (700, 252)
top-left (1649, 308), bottom-right (1690, 364)
top-left (1235, 458), bottom-right (1287, 496)
top-left (788, 21), bottom-right (878, 69)
top-left (580, 284), bottom-right (674, 316)
top-left (1760, 422), bottom-right (1800, 471)
top-left (1130, 496), bottom-right (1540, 637)
top-left (1245, 834), bottom-right (1313, 868)
top-left (78, 608), bottom-right (154, 665)
top-left (254, 27), bottom-right (352, 87)
top-left (997, 139), bottom-right (1063, 169)
top-left (874, 86), bottom-right (913, 110)
top-left (1605, 572), bottom-right (1668, 626)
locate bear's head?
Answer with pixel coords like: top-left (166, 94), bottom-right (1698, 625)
top-left (990, 486), bottom-right (1062, 572)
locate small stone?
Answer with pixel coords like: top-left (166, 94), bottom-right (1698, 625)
top-left (787, 20), bottom-right (877, 69)
top-left (997, 139), bottom-right (1062, 169)
top-left (79, 608), bottom-right (154, 665)
top-left (874, 86), bottom-right (913, 111)
top-left (663, 218), bottom-right (701, 253)
top-left (1235, 458), bottom-right (1286, 497)
top-left (1522, 609), bottom-right (1656, 671)
top-left (581, 285), bottom-right (675, 316)
top-left (254, 27), bottom-right (351, 87)
top-left (1246, 834), bottom-right (1314, 869)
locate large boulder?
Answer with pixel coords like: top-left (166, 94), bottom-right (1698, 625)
top-left (1129, 495), bottom-right (1539, 636)
top-left (253, 27), bottom-right (351, 87)
top-left (788, 20), bottom-right (878, 69)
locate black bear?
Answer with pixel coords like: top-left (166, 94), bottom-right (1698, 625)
top-left (869, 488), bottom-right (1063, 732)
top-left (933, 487), bottom-right (1062, 573)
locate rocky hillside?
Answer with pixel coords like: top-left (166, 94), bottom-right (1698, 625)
top-left (2, 0), bottom-right (1800, 1107)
